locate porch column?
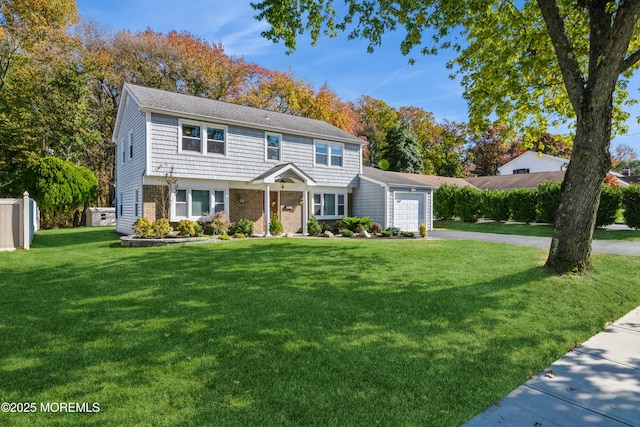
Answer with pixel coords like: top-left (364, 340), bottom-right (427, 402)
top-left (264, 184), bottom-right (271, 236)
top-left (302, 187), bottom-right (308, 235)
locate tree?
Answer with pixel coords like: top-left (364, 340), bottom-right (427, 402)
top-left (354, 95), bottom-right (398, 166)
top-left (468, 126), bottom-right (522, 176)
top-left (612, 142), bottom-right (638, 171)
top-left (252, 0), bottom-right (640, 273)
top-left (22, 156), bottom-right (98, 228)
top-left (383, 124), bottom-right (423, 173)
top-left (532, 132), bottom-right (573, 158)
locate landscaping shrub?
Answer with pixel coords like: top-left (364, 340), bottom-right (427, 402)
top-left (231, 218), bottom-right (254, 236)
top-left (176, 219), bottom-right (202, 237)
top-left (200, 211), bottom-right (231, 235)
top-left (384, 227), bottom-right (401, 236)
top-left (341, 216), bottom-right (374, 232)
top-left (453, 186), bottom-right (482, 222)
top-left (269, 213), bottom-right (284, 236)
top-left (536, 181), bottom-right (561, 224)
top-left (133, 217), bottom-right (153, 238)
top-left (622, 184), bottom-right (640, 229)
top-left (482, 189), bottom-right (510, 222)
top-left (596, 185), bottom-right (622, 228)
top-left (434, 184), bottom-right (457, 220)
top-left (380, 230), bottom-right (393, 237)
top-left (508, 188), bottom-right (538, 223)
top-left (370, 222), bottom-right (383, 234)
top-left (341, 229), bottom-right (354, 237)
top-left (152, 218), bottom-right (173, 238)
top-left (419, 223), bottom-right (427, 237)
top-left (401, 231), bottom-right (415, 238)
top-left (233, 233), bottom-right (245, 239)
top-left (307, 216), bottom-right (322, 235)
top-left (218, 234), bottom-right (231, 240)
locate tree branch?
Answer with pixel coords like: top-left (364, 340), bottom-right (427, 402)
top-left (619, 49), bottom-right (640, 74)
top-left (536, 0), bottom-right (585, 113)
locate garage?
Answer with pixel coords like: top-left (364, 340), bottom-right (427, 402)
top-left (394, 193), bottom-right (424, 232)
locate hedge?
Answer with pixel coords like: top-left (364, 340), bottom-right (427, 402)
top-left (433, 184), bottom-right (457, 220)
top-left (622, 184), bottom-right (640, 229)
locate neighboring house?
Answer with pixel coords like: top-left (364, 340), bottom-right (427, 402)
top-left (353, 167), bottom-right (439, 232)
top-left (497, 150), bottom-right (570, 175)
top-left (113, 84), bottom-right (366, 236)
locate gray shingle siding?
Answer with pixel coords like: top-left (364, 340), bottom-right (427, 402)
top-left (352, 178), bottom-right (387, 227)
top-left (148, 113), bottom-right (360, 187)
top-left (115, 92), bottom-right (147, 234)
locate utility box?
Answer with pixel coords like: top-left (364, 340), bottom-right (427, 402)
top-left (86, 207), bottom-right (116, 226)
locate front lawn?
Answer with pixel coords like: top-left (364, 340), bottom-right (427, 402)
top-left (1, 227), bottom-right (639, 426)
top-left (435, 219), bottom-right (640, 241)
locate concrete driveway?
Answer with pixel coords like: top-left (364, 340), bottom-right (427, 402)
top-left (429, 230), bottom-right (640, 257)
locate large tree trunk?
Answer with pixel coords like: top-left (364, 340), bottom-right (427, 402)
top-left (545, 92), bottom-right (613, 273)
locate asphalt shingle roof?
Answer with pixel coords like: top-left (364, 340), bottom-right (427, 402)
top-left (124, 84), bottom-right (364, 145)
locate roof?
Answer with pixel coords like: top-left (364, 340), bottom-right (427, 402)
top-left (251, 163), bottom-right (316, 186)
top-left (465, 171), bottom-right (566, 190)
top-left (361, 167), bottom-right (476, 189)
top-left (619, 175), bottom-right (640, 185)
top-left (119, 83), bottom-right (365, 145)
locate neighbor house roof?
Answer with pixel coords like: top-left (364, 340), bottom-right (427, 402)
top-left (464, 171), bottom-right (566, 190)
top-left (116, 83), bottom-right (365, 145)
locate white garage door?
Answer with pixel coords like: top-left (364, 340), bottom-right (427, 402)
top-left (394, 193), bottom-right (423, 232)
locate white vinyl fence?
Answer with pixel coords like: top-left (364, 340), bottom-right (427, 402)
top-left (0, 192), bottom-right (39, 251)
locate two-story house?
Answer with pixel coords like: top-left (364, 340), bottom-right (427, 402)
top-left (113, 84), bottom-right (366, 236)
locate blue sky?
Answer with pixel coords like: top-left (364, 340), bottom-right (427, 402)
top-left (76, 0), bottom-right (640, 154)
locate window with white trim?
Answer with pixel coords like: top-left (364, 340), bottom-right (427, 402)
top-left (121, 138), bottom-right (126, 163)
top-left (314, 141), bottom-right (343, 167)
top-left (266, 133), bottom-right (281, 161)
top-left (313, 192), bottom-right (346, 218)
top-left (175, 189), bottom-right (187, 217)
top-left (179, 120), bottom-right (227, 155)
top-left (207, 126), bottom-right (226, 155)
top-left (173, 188), bottom-right (226, 219)
top-left (134, 189), bottom-right (139, 216)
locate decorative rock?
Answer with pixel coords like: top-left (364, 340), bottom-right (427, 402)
top-left (358, 230), bottom-right (371, 238)
top-left (323, 230), bottom-right (335, 238)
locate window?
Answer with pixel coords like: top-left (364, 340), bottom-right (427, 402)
top-left (315, 142), bottom-right (327, 165)
top-left (315, 141), bottom-right (343, 167)
top-left (313, 192), bottom-right (347, 218)
top-left (119, 193), bottom-right (124, 216)
top-left (175, 190), bottom-right (187, 217)
top-left (331, 145), bottom-right (343, 167)
top-left (121, 138), bottom-right (126, 163)
top-left (191, 190), bottom-right (210, 216)
top-left (182, 123), bottom-right (202, 152)
top-left (134, 189), bottom-right (139, 217)
top-left (207, 127), bottom-right (225, 155)
top-left (129, 131), bottom-right (134, 159)
top-left (513, 168), bottom-right (530, 174)
top-left (266, 133), bottom-right (281, 161)
top-left (213, 190), bottom-right (225, 213)
top-left (313, 194), bottom-right (322, 216)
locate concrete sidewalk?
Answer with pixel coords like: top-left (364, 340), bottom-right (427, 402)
top-left (429, 230), bottom-right (640, 257)
top-left (463, 307), bottom-right (640, 426)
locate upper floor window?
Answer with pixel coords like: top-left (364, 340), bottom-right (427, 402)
top-left (182, 123), bottom-right (202, 153)
top-left (266, 133), bottom-right (281, 161)
top-left (315, 141), bottom-right (343, 167)
top-left (513, 168), bottom-right (530, 174)
top-left (180, 120), bottom-right (227, 156)
top-left (121, 138), bottom-right (126, 163)
top-left (207, 127), bottom-right (225, 155)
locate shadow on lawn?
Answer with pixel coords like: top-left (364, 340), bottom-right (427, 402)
top-left (2, 231), bottom-right (637, 426)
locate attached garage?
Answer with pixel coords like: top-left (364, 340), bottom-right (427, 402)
top-left (353, 167), bottom-right (434, 233)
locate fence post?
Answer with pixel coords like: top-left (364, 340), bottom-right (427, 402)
top-left (22, 191), bottom-right (30, 250)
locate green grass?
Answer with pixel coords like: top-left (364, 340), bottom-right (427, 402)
top-left (435, 219), bottom-right (640, 241)
top-left (1, 227), bottom-right (640, 426)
